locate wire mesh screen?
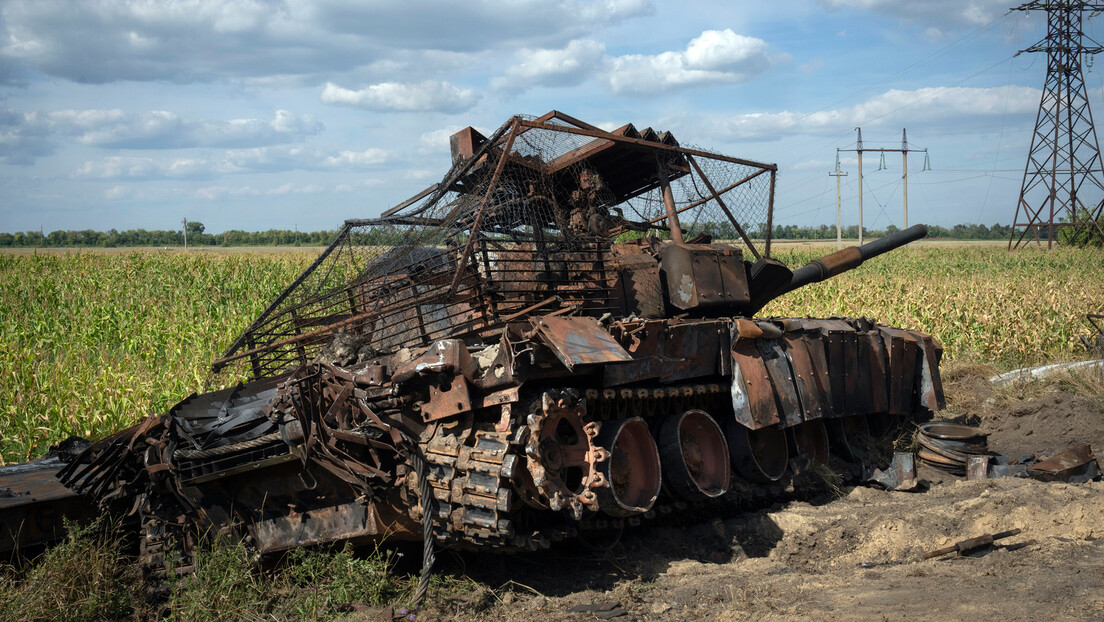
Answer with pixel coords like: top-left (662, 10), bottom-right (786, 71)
top-left (215, 112), bottom-right (776, 379)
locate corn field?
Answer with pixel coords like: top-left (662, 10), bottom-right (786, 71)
top-left (1, 246), bottom-right (1101, 464)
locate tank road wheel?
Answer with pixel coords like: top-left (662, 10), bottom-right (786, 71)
top-left (594, 417), bottom-right (662, 517)
top-left (727, 419), bottom-right (788, 483)
top-left (658, 410), bottom-right (730, 500)
top-left (525, 391), bottom-right (609, 519)
top-left (789, 420), bottom-right (830, 469)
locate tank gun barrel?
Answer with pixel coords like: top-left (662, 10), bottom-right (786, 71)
top-left (784, 224), bottom-right (928, 295)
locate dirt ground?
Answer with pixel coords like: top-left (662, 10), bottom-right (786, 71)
top-left (401, 364), bottom-right (1104, 622)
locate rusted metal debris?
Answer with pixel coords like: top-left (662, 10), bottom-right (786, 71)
top-left (916, 422), bottom-right (989, 476)
top-left (922, 528), bottom-right (1028, 560)
top-left (0, 112), bottom-right (945, 589)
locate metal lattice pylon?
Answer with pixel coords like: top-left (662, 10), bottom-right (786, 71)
top-left (1010, 1), bottom-right (1104, 248)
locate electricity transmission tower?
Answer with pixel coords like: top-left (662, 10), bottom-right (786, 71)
top-left (1010, 1), bottom-right (1104, 248)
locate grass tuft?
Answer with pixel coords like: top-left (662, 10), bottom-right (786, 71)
top-left (0, 516), bottom-right (141, 622)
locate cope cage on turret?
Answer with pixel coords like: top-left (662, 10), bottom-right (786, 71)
top-left (213, 111), bottom-right (778, 380)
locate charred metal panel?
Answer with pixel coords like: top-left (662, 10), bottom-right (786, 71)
top-left (758, 339), bottom-right (802, 427)
top-left (0, 458), bottom-right (97, 552)
top-left (731, 338), bottom-right (782, 429)
top-left (784, 334), bottom-right (827, 420)
top-left (849, 331), bottom-right (875, 417)
top-left (251, 501), bottom-right (383, 554)
top-left (533, 316), bottom-right (634, 371)
top-left (659, 243), bottom-right (750, 312)
top-left (865, 332), bottom-right (891, 414)
top-left (919, 335), bottom-right (947, 411)
top-left (611, 254), bottom-right (664, 318)
top-left (661, 321), bottom-right (725, 383)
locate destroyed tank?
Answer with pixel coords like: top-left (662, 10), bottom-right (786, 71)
top-left (3, 112), bottom-right (944, 578)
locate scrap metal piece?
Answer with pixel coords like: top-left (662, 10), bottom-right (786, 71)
top-left (1026, 444), bottom-right (1101, 483)
top-left (868, 451), bottom-right (917, 491)
top-left (922, 528), bottom-right (1023, 560)
top-left (533, 316), bottom-right (634, 370)
top-left (916, 422), bottom-right (989, 475)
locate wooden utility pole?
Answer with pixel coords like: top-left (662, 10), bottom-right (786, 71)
top-left (182, 217), bottom-right (188, 251)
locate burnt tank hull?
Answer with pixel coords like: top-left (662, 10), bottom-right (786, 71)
top-left (3, 112), bottom-right (943, 576)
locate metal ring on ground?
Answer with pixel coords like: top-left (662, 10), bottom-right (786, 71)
top-left (727, 419), bottom-right (788, 483)
top-left (658, 410), bottom-right (730, 500)
top-left (917, 422), bottom-right (989, 441)
top-left (595, 417), bottom-right (662, 517)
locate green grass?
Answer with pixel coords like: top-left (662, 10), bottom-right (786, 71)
top-left (0, 517), bottom-right (140, 622)
top-left (0, 525), bottom-right (408, 622)
top-left (0, 250), bottom-right (313, 463)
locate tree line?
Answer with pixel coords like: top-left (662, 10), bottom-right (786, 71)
top-left (0, 220), bottom-right (1021, 248)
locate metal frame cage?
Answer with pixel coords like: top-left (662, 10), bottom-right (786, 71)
top-left (214, 111), bottom-right (778, 379)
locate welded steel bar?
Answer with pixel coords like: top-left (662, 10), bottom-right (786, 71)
top-left (686, 154), bottom-right (760, 259)
top-left (646, 167), bottom-right (770, 226)
top-left (518, 119), bottom-right (777, 171)
top-left (449, 118), bottom-right (522, 295)
top-left (656, 153), bottom-right (684, 244)
top-left (766, 169), bottom-right (776, 258)
top-left (216, 225), bottom-right (353, 370)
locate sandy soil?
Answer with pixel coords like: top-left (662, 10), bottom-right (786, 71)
top-left (404, 366), bottom-right (1104, 622)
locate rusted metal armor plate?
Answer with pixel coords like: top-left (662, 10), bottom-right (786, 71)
top-left (731, 338), bottom-right (782, 429)
top-left (533, 316), bottom-right (634, 370)
top-left (784, 334), bottom-right (827, 420)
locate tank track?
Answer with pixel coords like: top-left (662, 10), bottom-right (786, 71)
top-left (409, 383), bottom-right (896, 552)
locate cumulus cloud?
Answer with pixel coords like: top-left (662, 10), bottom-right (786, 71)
top-left (606, 29), bottom-right (772, 96)
top-left (491, 39), bottom-right (606, 92)
top-left (698, 85), bottom-right (1040, 141)
top-left (0, 109), bottom-right (54, 164)
top-left (0, 108), bottom-right (323, 164)
top-left (0, 0), bottom-right (653, 84)
top-left (312, 0), bottom-right (653, 52)
top-left (194, 178), bottom-right (383, 200)
top-left (73, 144), bottom-right (391, 180)
top-left (55, 109), bottom-right (322, 149)
top-left (73, 157), bottom-right (214, 180)
top-left (320, 81), bottom-right (479, 113)
top-left (491, 29), bottom-right (773, 96)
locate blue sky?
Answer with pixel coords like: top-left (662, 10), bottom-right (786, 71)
top-left (0, 0), bottom-right (1084, 234)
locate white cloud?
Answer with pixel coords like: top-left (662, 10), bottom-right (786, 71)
top-left (104, 185), bottom-right (131, 199)
top-left (322, 149), bottom-right (389, 167)
top-left (0, 0), bottom-right (653, 85)
top-left (72, 143), bottom-right (391, 180)
top-left (0, 108), bottom-right (323, 164)
top-left (54, 109), bottom-right (322, 149)
top-left (312, 0), bottom-right (653, 52)
top-left (606, 29), bottom-right (772, 96)
top-left (491, 29), bottom-right (773, 96)
top-left (0, 109), bottom-right (54, 164)
top-left (74, 156), bottom-right (214, 180)
top-left (491, 39), bottom-right (606, 93)
top-left (418, 126), bottom-right (467, 154)
top-left (700, 85), bottom-right (1040, 141)
top-left (321, 81), bottom-right (479, 113)
top-left (194, 179), bottom-right (381, 200)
